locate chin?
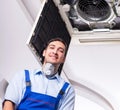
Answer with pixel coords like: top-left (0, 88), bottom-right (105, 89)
top-left (50, 61), bottom-right (60, 65)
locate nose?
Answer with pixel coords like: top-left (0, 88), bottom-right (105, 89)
top-left (53, 48), bottom-right (58, 54)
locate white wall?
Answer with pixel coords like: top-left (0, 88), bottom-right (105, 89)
top-left (0, 0), bottom-right (41, 109)
top-left (0, 0), bottom-right (40, 81)
top-left (64, 39), bottom-right (120, 110)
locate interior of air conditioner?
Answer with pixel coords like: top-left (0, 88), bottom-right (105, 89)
top-left (59, 0), bottom-right (120, 31)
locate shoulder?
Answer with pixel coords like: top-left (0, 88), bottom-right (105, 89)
top-left (58, 80), bottom-right (75, 109)
top-left (59, 76), bottom-right (75, 94)
top-left (9, 69), bottom-right (41, 83)
top-left (66, 82), bottom-right (75, 95)
top-left (9, 70), bottom-right (26, 83)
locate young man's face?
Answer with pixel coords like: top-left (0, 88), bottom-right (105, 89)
top-left (43, 41), bottom-right (66, 65)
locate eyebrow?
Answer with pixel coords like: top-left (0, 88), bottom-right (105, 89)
top-left (48, 44), bottom-right (65, 51)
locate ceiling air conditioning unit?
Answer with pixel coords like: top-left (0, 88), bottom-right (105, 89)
top-left (60, 0), bottom-right (120, 31)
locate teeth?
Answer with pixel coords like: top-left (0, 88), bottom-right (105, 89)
top-left (51, 56), bottom-right (57, 59)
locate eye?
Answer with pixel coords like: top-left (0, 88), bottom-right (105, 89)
top-left (58, 48), bottom-right (64, 53)
top-left (49, 45), bottom-right (55, 49)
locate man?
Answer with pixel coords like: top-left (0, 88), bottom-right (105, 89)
top-left (3, 38), bottom-right (75, 110)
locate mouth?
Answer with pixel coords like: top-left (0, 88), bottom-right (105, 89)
top-left (49, 54), bottom-right (58, 60)
top-left (50, 56), bottom-right (58, 60)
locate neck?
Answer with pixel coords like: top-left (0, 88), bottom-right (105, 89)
top-left (42, 62), bottom-right (59, 74)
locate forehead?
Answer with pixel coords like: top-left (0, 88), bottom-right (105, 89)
top-left (48, 41), bottom-right (66, 49)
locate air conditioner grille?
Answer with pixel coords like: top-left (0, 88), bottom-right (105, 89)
top-left (76, 0), bottom-right (111, 21)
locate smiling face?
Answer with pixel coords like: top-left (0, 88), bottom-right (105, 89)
top-left (42, 40), bottom-right (66, 66)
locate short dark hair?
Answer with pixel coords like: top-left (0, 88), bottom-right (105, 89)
top-left (45, 37), bottom-right (67, 51)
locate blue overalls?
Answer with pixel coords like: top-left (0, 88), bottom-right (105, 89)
top-left (17, 70), bottom-right (69, 110)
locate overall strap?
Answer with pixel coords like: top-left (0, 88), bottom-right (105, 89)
top-left (25, 70), bottom-right (31, 92)
top-left (56, 82), bottom-right (69, 109)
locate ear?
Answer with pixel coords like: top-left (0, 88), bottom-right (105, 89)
top-left (42, 50), bottom-right (45, 57)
